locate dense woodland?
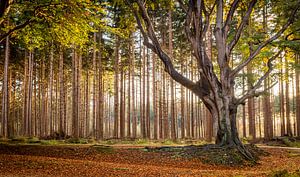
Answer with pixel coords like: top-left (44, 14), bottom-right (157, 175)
top-left (0, 0), bottom-right (300, 147)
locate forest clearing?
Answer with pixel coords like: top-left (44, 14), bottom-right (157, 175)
top-left (1, 0), bottom-right (300, 176)
top-left (0, 138), bottom-right (300, 177)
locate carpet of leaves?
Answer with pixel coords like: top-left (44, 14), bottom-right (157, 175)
top-left (0, 144), bottom-right (299, 176)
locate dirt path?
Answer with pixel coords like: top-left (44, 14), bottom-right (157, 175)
top-left (257, 145), bottom-right (300, 151)
top-left (0, 144), bottom-right (299, 176)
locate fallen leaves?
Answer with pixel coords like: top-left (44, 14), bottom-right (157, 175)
top-left (0, 144), bottom-right (299, 176)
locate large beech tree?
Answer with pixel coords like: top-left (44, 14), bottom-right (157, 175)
top-left (128, 0), bottom-right (300, 160)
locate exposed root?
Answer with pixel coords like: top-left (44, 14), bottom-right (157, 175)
top-left (145, 144), bottom-right (267, 166)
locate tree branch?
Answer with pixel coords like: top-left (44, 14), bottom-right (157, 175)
top-left (231, 3), bottom-right (300, 78)
top-left (227, 0), bottom-right (257, 53)
top-left (0, 18), bottom-right (35, 42)
top-left (236, 50), bottom-right (282, 104)
top-left (177, 0), bottom-right (188, 13)
top-left (127, 0), bottom-right (208, 96)
top-left (223, 0), bottom-right (240, 35)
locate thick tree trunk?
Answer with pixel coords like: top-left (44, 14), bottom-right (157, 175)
top-left (212, 97), bottom-right (253, 160)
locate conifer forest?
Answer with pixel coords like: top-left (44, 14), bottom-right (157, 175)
top-left (1, 0), bottom-right (300, 176)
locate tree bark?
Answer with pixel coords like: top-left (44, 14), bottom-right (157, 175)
top-left (98, 31), bottom-right (104, 140)
top-left (59, 47), bottom-right (66, 136)
top-left (113, 36), bottom-right (120, 138)
top-left (48, 45), bottom-right (54, 135)
top-left (296, 53), bottom-right (300, 136)
top-left (285, 57), bottom-right (292, 136)
top-left (1, 35), bottom-right (9, 138)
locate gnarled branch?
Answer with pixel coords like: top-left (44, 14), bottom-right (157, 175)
top-left (231, 3), bottom-right (300, 78)
top-left (236, 50), bottom-right (282, 105)
top-left (127, 0), bottom-right (207, 96)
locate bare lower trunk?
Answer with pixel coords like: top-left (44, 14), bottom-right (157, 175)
top-left (211, 98), bottom-right (254, 160)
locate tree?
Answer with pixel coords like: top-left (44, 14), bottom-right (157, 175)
top-left (1, 35), bottom-right (9, 138)
top-left (128, 0), bottom-right (300, 160)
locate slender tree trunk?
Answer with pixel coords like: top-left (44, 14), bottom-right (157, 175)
top-left (247, 63), bottom-right (256, 139)
top-left (285, 57), bottom-right (292, 136)
top-left (127, 41), bottom-right (132, 138)
top-left (296, 53), bottom-right (300, 136)
top-left (120, 63), bottom-right (125, 139)
top-left (159, 64), bottom-right (163, 139)
top-left (113, 36), bottom-right (120, 138)
top-left (72, 49), bottom-right (79, 138)
top-left (168, 8), bottom-right (176, 140)
top-left (131, 37), bottom-right (137, 139)
top-left (85, 70), bottom-right (90, 137)
top-left (1, 35), bottom-right (9, 138)
top-left (98, 31), bottom-right (104, 140)
top-left (141, 45), bottom-right (146, 138)
top-left (146, 48), bottom-right (151, 139)
top-left (48, 45), bottom-right (54, 136)
top-left (59, 47), bottom-right (66, 136)
top-left (153, 52), bottom-right (158, 140)
top-left (180, 58), bottom-right (185, 139)
top-left (242, 69), bottom-right (246, 137)
top-left (40, 55), bottom-right (46, 137)
top-left (92, 32), bottom-right (97, 138)
top-left (280, 56), bottom-right (286, 136)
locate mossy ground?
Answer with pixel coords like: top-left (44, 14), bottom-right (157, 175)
top-left (144, 144), bottom-right (268, 166)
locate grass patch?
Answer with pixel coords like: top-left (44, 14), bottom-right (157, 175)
top-left (91, 145), bottom-right (114, 154)
top-left (269, 169), bottom-right (300, 177)
top-left (65, 138), bottom-right (88, 144)
top-left (27, 137), bottom-right (41, 144)
top-left (282, 138), bottom-right (300, 148)
top-left (10, 137), bottom-right (27, 143)
top-left (40, 140), bottom-right (61, 145)
top-left (135, 139), bottom-right (149, 145)
top-left (161, 139), bottom-right (176, 145)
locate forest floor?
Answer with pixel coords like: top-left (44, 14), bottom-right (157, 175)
top-left (0, 142), bottom-right (300, 177)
